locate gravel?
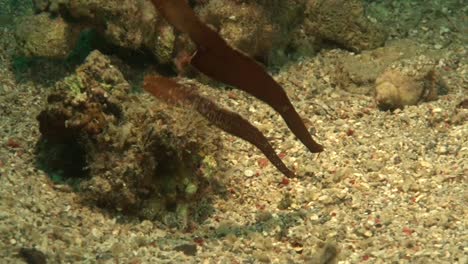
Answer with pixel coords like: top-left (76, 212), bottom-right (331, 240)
top-left (0, 1), bottom-right (467, 263)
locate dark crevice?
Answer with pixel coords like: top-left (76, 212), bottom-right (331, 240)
top-left (35, 137), bottom-right (89, 186)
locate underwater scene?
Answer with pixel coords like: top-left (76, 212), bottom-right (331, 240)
top-left (0, 0), bottom-right (466, 263)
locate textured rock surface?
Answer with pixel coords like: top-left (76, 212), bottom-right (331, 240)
top-left (29, 0), bottom-right (175, 63)
top-left (304, 0), bottom-right (387, 52)
top-left (1, 0), bottom-right (466, 263)
top-left (15, 13), bottom-right (81, 58)
top-left (36, 50), bottom-right (224, 228)
top-left (17, 0), bottom-right (386, 66)
top-left (374, 59), bottom-right (440, 110)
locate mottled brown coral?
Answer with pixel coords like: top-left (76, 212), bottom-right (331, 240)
top-left (27, 0), bottom-right (176, 63)
top-left (37, 50), bottom-right (223, 229)
top-left (374, 61), bottom-right (440, 111)
top-left (305, 0), bottom-right (387, 52)
top-left (15, 13), bottom-right (81, 58)
top-left (22, 0), bottom-right (386, 66)
top-left (37, 50), bottom-right (127, 138)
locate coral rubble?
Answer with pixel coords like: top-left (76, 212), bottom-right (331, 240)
top-left (15, 13), bottom-right (81, 58)
top-left (18, 0), bottom-right (386, 67)
top-left (304, 0), bottom-right (387, 52)
top-left (37, 51), bottom-right (223, 228)
top-left (374, 58), bottom-right (441, 110)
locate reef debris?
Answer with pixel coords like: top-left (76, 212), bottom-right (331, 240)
top-left (36, 50), bottom-right (223, 229)
top-left (374, 59), bottom-right (442, 111)
top-left (144, 75), bottom-right (296, 178)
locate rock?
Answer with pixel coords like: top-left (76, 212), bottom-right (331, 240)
top-left (36, 51), bottom-right (223, 227)
top-left (173, 244), bottom-right (197, 256)
top-left (15, 13), bottom-right (81, 58)
top-left (17, 0), bottom-right (176, 64)
top-left (305, 0), bottom-right (387, 52)
top-left (374, 59), bottom-right (440, 110)
top-left (19, 248), bottom-right (47, 264)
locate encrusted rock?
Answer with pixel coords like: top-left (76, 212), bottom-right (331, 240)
top-left (20, 0), bottom-right (176, 64)
top-left (374, 58), bottom-right (442, 110)
top-left (36, 50), bottom-right (223, 229)
top-left (20, 0), bottom-right (386, 67)
top-left (15, 13), bottom-right (81, 58)
top-left (305, 0), bottom-right (387, 52)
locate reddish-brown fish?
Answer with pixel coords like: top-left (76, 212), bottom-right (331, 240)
top-left (144, 75), bottom-right (296, 178)
top-left (150, 0), bottom-right (323, 154)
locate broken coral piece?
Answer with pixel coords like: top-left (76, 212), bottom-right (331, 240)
top-left (150, 0), bottom-right (324, 154)
top-left (375, 60), bottom-right (440, 111)
top-left (144, 75), bottom-right (296, 178)
top-left (37, 51), bottom-right (222, 227)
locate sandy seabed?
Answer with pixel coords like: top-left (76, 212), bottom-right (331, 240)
top-left (0, 2), bottom-right (467, 264)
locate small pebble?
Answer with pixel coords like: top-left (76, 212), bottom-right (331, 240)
top-left (244, 169), bottom-right (254, 177)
